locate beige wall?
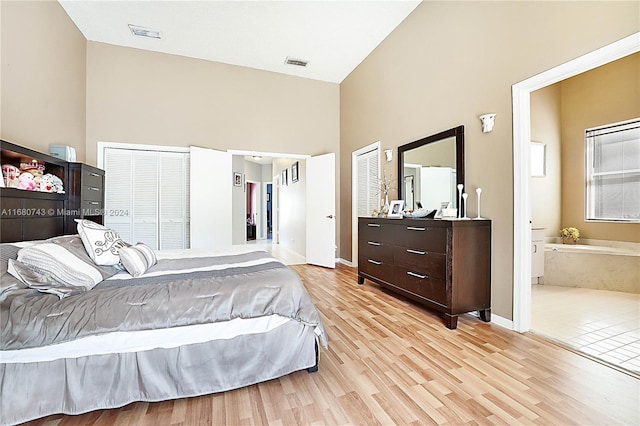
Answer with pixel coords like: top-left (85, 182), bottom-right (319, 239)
top-left (85, 42), bottom-right (340, 254)
top-left (85, 42), bottom-right (340, 164)
top-left (560, 52), bottom-right (640, 243)
top-left (530, 84), bottom-right (562, 237)
top-left (340, 1), bottom-right (639, 320)
top-left (0, 0), bottom-right (86, 158)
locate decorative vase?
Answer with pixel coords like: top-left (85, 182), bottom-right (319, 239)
top-left (381, 194), bottom-right (390, 215)
top-left (562, 237), bottom-right (576, 245)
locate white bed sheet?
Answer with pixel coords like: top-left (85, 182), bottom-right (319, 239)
top-left (1, 314), bottom-right (291, 364)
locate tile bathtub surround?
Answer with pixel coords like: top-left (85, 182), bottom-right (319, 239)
top-left (532, 284), bottom-right (640, 376)
top-left (544, 245), bottom-right (639, 293)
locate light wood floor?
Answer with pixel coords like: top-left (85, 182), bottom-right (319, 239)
top-left (27, 264), bottom-right (639, 425)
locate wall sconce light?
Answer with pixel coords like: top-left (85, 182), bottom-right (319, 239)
top-left (384, 149), bottom-right (393, 162)
top-left (479, 113), bottom-right (497, 133)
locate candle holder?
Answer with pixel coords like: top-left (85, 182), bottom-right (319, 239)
top-left (462, 193), bottom-right (469, 219)
top-left (457, 184), bottom-right (464, 219)
top-left (475, 188), bottom-right (483, 219)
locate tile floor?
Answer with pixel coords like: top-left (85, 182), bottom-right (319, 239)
top-left (532, 284), bottom-right (640, 376)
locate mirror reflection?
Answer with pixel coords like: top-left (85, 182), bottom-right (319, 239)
top-left (403, 136), bottom-right (456, 210)
top-left (398, 126), bottom-right (464, 212)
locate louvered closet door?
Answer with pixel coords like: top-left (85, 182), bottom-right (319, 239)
top-left (357, 148), bottom-right (379, 217)
top-left (104, 147), bottom-right (190, 250)
top-left (132, 151), bottom-right (159, 248)
top-left (104, 149), bottom-right (133, 242)
top-left (159, 152), bottom-right (190, 250)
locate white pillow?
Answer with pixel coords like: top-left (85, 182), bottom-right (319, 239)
top-left (119, 243), bottom-right (157, 277)
top-left (76, 219), bottom-right (127, 265)
top-left (8, 236), bottom-right (120, 298)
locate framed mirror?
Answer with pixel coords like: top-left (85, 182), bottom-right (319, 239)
top-left (397, 125), bottom-right (464, 211)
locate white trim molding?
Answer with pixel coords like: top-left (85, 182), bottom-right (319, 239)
top-left (351, 141), bottom-right (381, 266)
top-left (97, 141), bottom-right (189, 169)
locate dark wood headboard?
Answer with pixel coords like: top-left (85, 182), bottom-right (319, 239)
top-left (1, 140), bottom-right (69, 243)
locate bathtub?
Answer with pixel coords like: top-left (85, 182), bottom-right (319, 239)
top-left (544, 242), bottom-right (640, 294)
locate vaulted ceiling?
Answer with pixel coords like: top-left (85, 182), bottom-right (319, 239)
top-left (59, 0), bottom-right (421, 84)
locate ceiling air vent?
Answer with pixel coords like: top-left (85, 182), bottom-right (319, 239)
top-left (285, 57), bottom-right (308, 67)
top-left (129, 24), bottom-right (162, 39)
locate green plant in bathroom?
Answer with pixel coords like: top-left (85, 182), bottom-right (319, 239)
top-left (560, 227), bottom-right (580, 243)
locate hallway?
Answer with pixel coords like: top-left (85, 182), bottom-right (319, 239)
top-left (244, 239), bottom-right (306, 266)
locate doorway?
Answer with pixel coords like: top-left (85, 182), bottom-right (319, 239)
top-left (246, 181), bottom-right (258, 241)
top-left (266, 183), bottom-right (272, 240)
top-left (512, 33), bottom-right (639, 333)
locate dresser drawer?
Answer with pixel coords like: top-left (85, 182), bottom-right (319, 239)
top-left (359, 256), bottom-right (394, 283)
top-left (81, 199), bottom-right (103, 216)
top-left (360, 240), bottom-right (394, 263)
top-left (81, 184), bottom-right (103, 202)
top-left (394, 266), bottom-right (446, 306)
top-left (82, 169), bottom-right (104, 189)
top-left (397, 225), bottom-right (446, 252)
top-left (394, 246), bottom-right (446, 279)
top-left (359, 220), bottom-right (396, 244)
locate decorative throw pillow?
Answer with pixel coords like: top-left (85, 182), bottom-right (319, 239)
top-left (76, 219), bottom-right (127, 265)
top-left (8, 235), bottom-right (120, 298)
top-left (119, 243), bottom-right (157, 277)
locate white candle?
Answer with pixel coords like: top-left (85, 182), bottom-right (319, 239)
top-left (476, 188), bottom-right (483, 219)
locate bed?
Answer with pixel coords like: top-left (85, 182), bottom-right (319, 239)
top-left (0, 233), bottom-right (327, 425)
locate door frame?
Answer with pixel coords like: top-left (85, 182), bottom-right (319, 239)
top-left (511, 32), bottom-right (639, 332)
top-left (245, 179), bottom-right (262, 239)
top-left (262, 181), bottom-right (272, 240)
top-left (351, 141), bottom-right (381, 267)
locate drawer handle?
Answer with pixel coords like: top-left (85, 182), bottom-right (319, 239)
top-left (367, 259), bottom-right (382, 265)
top-left (406, 226), bottom-right (425, 231)
top-left (367, 223), bottom-right (381, 227)
top-left (87, 187), bottom-right (101, 191)
top-left (88, 172), bottom-right (100, 177)
top-left (406, 249), bottom-right (426, 255)
top-left (87, 201), bottom-right (100, 205)
top-left (407, 271), bottom-right (428, 279)
top-left (368, 241), bottom-right (381, 246)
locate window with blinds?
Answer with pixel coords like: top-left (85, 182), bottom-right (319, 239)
top-left (357, 147), bottom-right (380, 217)
top-left (585, 118), bottom-right (640, 222)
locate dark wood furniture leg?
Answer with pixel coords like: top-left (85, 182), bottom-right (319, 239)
top-left (357, 275), bottom-right (364, 285)
top-left (444, 314), bottom-right (458, 329)
top-left (479, 309), bottom-right (491, 322)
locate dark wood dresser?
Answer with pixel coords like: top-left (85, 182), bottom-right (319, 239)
top-left (1, 141), bottom-right (67, 242)
top-left (65, 162), bottom-right (105, 233)
top-left (358, 217), bottom-right (491, 329)
top-left (1, 140), bottom-right (105, 243)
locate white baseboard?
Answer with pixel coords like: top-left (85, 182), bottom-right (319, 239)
top-left (467, 311), bottom-right (513, 330)
top-left (490, 314), bottom-right (514, 330)
top-left (337, 258), bottom-right (355, 267)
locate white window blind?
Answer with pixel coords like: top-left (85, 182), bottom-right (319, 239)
top-left (586, 118), bottom-right (640, 222)
top-left (356, 147), bottom-right (380, 217)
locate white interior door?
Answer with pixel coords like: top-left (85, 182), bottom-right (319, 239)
top-left (306, 153), bottom-right (336, 268)
top-left (190, 146), bottom-right (232, 248)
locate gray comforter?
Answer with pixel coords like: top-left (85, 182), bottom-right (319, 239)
top-left (1, 250), bottom-right (327, 351)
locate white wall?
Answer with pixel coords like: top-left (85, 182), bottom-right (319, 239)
top-left (231, 155), bottom-right (246, 244)
top-left (273, 158), bottom-right (306, 256)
